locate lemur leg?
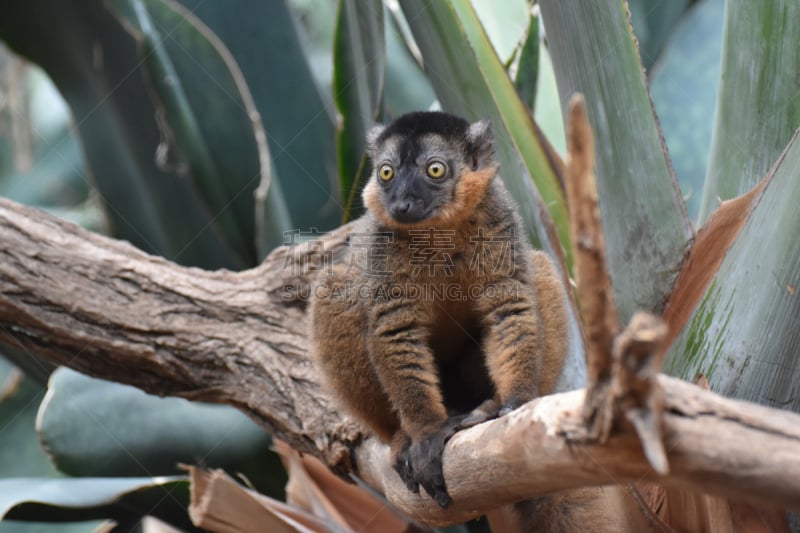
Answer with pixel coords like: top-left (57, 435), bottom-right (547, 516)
top-left (367, 293), bottom-right (454, 507)
top-left (476, 250), bottom-right (569, 412)
top-left (529, 250), bottom-right (569, 395)
top-left (310, 265), bottom-right (399, 442)
top-left (479, 277), bottom-right (545, 411)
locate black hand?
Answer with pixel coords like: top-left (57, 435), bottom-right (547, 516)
top-left (392, 443), bottom-right (419, 494)
top-left (394, 410), bottom-right (502, 508)
top-left (405, 412), bottom-right (492, 508)
top-left (406, 429), bottom-right (451, 508)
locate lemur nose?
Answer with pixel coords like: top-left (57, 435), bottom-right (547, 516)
top-left (396, 201), bottom-right (412, 213)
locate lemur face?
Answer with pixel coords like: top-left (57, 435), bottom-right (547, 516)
top-left (373, 132), bottom-right (460, 223)
top-left (364, 111), bottom-right (495, 226)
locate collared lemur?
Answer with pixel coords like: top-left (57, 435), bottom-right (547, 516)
top-left (310, 111), bottom-right (569, 508)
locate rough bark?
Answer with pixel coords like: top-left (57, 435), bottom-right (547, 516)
top-left (0, 195), bottom-right (356, 463)
top-left (1, 195), bottom-right (800, 526)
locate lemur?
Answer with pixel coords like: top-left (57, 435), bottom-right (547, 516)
top-left (310, 111), bottom-right (569, 509)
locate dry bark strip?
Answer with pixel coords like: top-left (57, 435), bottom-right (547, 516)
top-left (564, 95), bottom-right (669, 478)
top-left (1, 195), bottom-right (799, 525)
top-left (563, 95), bottom-right (621, 445)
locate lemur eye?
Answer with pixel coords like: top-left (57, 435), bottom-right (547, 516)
top-left (426, 161), bottom-right (446, 178)
top-left (378, 163), bottom-right (394, 181)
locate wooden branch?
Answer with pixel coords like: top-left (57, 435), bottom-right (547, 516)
top-left (0, 195), bottom-right (357, 465)
top-left (1, 194), bottom-right (800, 526)
top-left (356, 375), bottom-right (800, 525)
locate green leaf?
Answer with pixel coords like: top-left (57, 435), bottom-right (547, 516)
top-left (666, 131), bottom-right (800, 416)
top-left (0, 365), bottom-right (100, 531)
top-left (0, 367), bottom-right (59, 478)
top-left (539, 0), bottom-right (692, 322)
top-left (0, 0), bottom-right (244, 269)
top-left (37, 368), bottom-right (283, 496)
top-left (0, 477), bottom-right (194, 529)
top-left (397, 0), bottom-right (570, 263)
top-left (383, 10), bottom-right (436, 116)
top-left (649, 0), bottom-right (724, 222)
top-left (514, 12), bottom-right (540, 113)
top-left (107, 0), bottom-right (271, 264)
top-left (334, 0), bottom-right (385, 221)
top-left (181, 0), bottom-right (342, 235)
top-left (698, 0), bottom-right (800, 223)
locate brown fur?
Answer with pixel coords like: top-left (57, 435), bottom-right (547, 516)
top-left (511, 487), bottom-right (654, 532)
top-left (530, 250), bottom-right (570, 395)
top-left (310, 112), bottom-right (570, 509)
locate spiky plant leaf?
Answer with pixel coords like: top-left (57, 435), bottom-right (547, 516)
top-left (539, 0), bottom-right (692, 322)
top-left (697, 0), bottom-right (800, 223)
top-left (179, 0), bottom-right (342, 238)
top-left (334, 0), bottom-right (385, 221)
top-left (666, 131), bottom-right (800, 416)
top-left (0, 0), bottom-right (244, 269)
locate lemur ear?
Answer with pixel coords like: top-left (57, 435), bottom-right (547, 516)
top-left (366, 124), bottom-right (386, 156)
top-left (466, 119), bottom-right (494, 169)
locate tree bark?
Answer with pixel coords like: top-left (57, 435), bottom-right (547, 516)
top-left (1, 195), bottom-right (799, 525)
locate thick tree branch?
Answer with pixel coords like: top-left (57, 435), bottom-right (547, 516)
top-left (0, 195), bottom-right (356, 463)
top-left (356, 375), bottom-right (800, 525)
top-left (1, 195), bottom-right (799, 526)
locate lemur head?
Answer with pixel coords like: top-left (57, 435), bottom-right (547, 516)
top-left (362, 111), bottom-right (498, 229)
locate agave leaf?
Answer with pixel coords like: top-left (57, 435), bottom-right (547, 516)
top-left (514, 11), bottom-right (540, 113)
top-left (107, 0), bottom-right (269, 264)
top-left (698, 0), bottom-right (800, 223)
top-left (397, 0), bottom-right (569, 263)
top-left (0, 365), bottom-right (102, 531)
top-left (181, 0), bottom-right (341, 236)
top-left (334, 0), bottom-right (385, 221)
top-left (0, 367), bottom-right (59, 478)
top-left (539, 0), bottom-right (692, 322)
top-left (649, 0), bottom-right (724, 222)
top-left (665, 130), bottom-right (800, 416)
top-left (0, 0), bottom-right (244, 269)
top-left (36, 368), bottom-right (283, 496)
top-left (0, 477), bottom-right (194, 529)
top-left (383, 10), bottom-right (436, 116)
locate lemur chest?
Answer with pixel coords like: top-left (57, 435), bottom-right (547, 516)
top-left (412, 238), bottom-right (483, 364)
top-left (427, 296), bottom-right (481, 364)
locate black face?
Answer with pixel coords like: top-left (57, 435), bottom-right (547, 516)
top-left (372, 112), bottom-right (471, 224)
top-left (377, 138), bottom-right (454, 224)
top-left (378, 158), bottom-right (450, 224)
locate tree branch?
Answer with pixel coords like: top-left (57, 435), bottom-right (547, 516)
top-left (1, 194), bottom-right (799, 526)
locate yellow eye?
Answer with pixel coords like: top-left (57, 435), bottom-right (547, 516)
top-left (426, 161), bottom-right (446, 178)
top-left (378, 163), bottom-right (394, 181)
